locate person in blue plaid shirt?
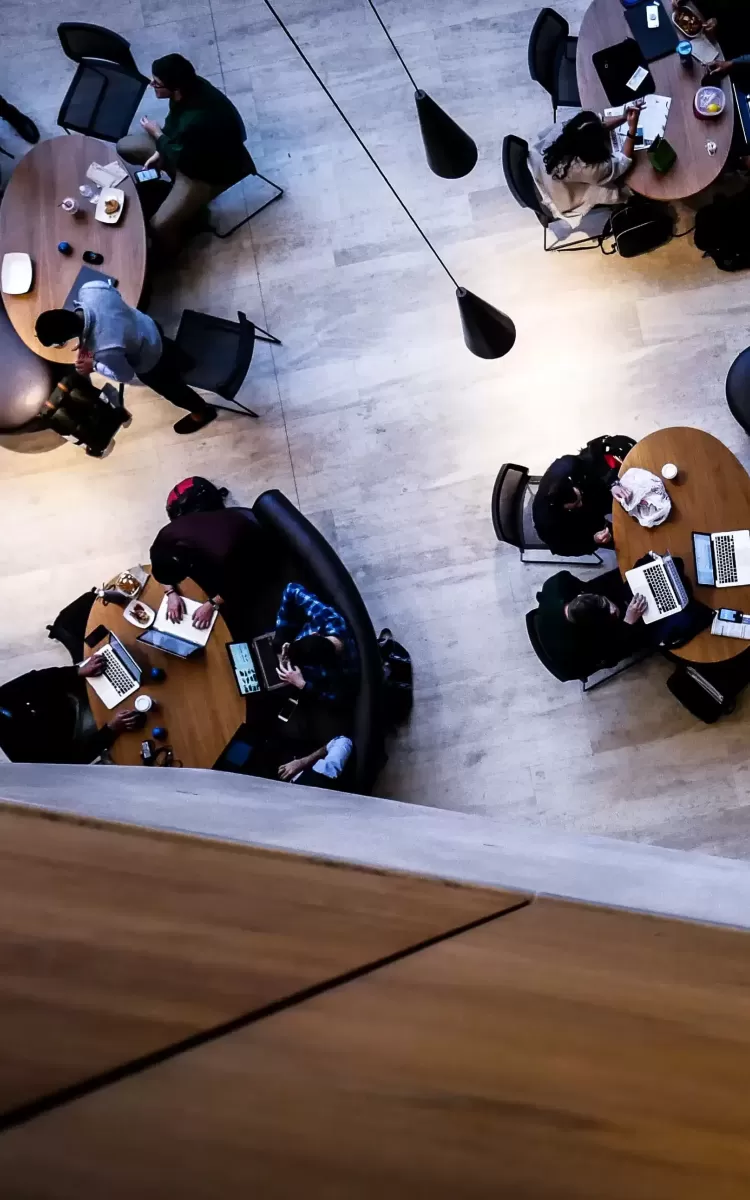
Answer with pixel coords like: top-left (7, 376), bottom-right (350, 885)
top-left (273, 582), bottom-right (359, 707)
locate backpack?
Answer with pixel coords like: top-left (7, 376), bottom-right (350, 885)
top-left (694, 192), bottom-right (750, 273)
top-left (377, 628), bottom-right (413, 730)
top-left (602, 200), bottom-right (673, 258)
top-left (166, 477), bottom-right (228, 519)
top-left (580, 434), bottom-right (636, 487)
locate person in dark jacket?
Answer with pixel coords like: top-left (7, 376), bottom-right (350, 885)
top-left (688, 1), bottom-right (750, 62)
top-left (533, 453), bottom-right (614, 558)
top-left (0, 658), bottom-right (141, 764)
top-left (535, 569), bottom-right (649, 682)
top-left (117, 53), bottom-right (255, 253)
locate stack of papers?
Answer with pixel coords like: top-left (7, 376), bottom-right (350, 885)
top-left (605, 94), bottom-right (672, 152)
top-left (86, 160), bottom-right (129, 189)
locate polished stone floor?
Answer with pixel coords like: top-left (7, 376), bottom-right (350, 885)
top-left (3, 0), bottom-right (750, 856)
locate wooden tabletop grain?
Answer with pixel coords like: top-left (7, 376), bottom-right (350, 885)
top-left (613, 426), bottom-right (750, 663)
top-left (577, 0), bottom-right (733, 200)
top-left (85, 572), bottom-right (243, 768)
top-left (0, 135), bottom-right (146, 365)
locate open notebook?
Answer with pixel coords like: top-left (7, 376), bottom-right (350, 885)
top-left (605, 95), bottom-right (671, 152)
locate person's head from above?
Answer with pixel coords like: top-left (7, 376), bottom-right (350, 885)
top-left (548, 476), bottom-right (583, 511)
top-left (35, 308), bottom-right (84, 348)
top-left (543, 110), bottom-right (611, 180)
top-left (286, 634), bottom-right (341, 670)
top-left (565, 591), bottom-right (620, 631)
top-left (150, 54), bottom-right (197, 102)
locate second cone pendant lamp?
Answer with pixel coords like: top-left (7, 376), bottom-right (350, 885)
top-left (366, 0), bottom-right (478, 179)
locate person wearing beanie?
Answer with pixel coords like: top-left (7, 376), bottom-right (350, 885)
top-left (116, 53), bottom-right (255, 253)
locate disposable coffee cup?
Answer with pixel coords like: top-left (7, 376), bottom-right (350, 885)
top-left (134, 694), bottom-right (154, 714)
top-left (60, 197), bottom-right (80, 215)
top-left (661, 462), bottom-right (678, 481)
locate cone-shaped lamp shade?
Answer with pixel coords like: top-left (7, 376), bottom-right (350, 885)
top-left (415, 90), bottom-right (478, 179)
top-left (457, 288), bottom-right (516, 359)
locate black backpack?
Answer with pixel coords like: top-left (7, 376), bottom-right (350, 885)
top-left (166, 477), bottom-right (228, 519)
top-left (694, 192), bottom-right (750, 272)
top-left (377, 628), bottom-right (413, 730)
top-left (602, 199), bottom-right (674, 258)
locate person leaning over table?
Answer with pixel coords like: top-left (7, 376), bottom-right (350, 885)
top-left (533, 453), bottom-right (615, 559)
top-left (528, 107), bottom-right (641, 225)
top-left (116, 53), bottom-right (255, 255)
top-left (0, 657), bottom-right (142, 765)
top-left (684, 0), bottom-right (750, 65)
top-left (34, 280), bottom-right (217, 436)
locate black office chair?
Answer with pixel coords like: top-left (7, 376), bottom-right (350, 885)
top-left (492, 463), bottom-right (603, 567)
top-left (210, 161), bottom-right (284, 239)
top-left (726, 346), bottom-right (750, 436)
top-left (502, 135), bottom-right (606, 253)
top-left (57, 23), bottom-right (148, 142)
top-left (526, 607), bottom-right (651, 693)
top-left (174, 309), bottom-right (281, 419)
top-left (528, 7), bottom-right (581, 119)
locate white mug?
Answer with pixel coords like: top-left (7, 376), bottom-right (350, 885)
top-left (134, 694), bottom-right (154, 714)
top-left (661, 462), bottom-right (678, 481)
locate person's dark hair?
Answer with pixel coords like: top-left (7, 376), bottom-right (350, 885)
top-left (35, 308), bottom-right (83, 347)
top-left (543, 111), bottom-right (611, 180)
top-left (287, 634), bottom-right (338, 670)
top-left (566, 592), bottom-right (616, 633)
top-left (547, 476), bottom-right (578, 509)
top-left (152, 53), bottom-right (197, 93)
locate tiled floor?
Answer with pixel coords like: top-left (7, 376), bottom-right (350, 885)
top-left (4, 0), bottom-right (750, 856)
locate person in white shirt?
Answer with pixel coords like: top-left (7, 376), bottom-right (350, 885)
top-left (528, 107), bottom-right (640, 224)
top-left (278, 736), bottom-right (353, 789)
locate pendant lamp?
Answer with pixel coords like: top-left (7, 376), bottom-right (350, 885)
top-left (261, 0), bottom-right (515, 359)
top-left (366, 0), bottom-right (478, 179)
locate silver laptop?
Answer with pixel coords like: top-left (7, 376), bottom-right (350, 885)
top-left (83, 632), bottom-right (141, 708)
top-left (625, 553), bottom-right (689, 624)
top-left (692, 530), bottom-right (750, 589)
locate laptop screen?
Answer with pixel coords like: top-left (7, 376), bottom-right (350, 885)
top-left (692, 533), bottom-right (715, 587)
top-left (137, 627), bottom-right (200, 658)
top-left (109, 633), bottom-right (141, 679)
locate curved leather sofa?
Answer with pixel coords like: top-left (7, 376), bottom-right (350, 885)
top-left (0, 294), bottom-right (56, 431)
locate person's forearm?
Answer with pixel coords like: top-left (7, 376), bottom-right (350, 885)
top-left (164, 583), bottom-right (182, 595)
top-left (297, 747), bottom-right (328, 773)
top-left (602, 114), bottom-right (625, 131)
top-left (622, 131), bottom-right (636, 160)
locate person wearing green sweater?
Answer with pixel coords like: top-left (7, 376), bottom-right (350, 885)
top-left (117, 54), bottom-right (255, 253)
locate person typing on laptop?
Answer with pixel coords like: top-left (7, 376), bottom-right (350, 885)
top-left (536, 570), bottom-right (649, 682)
top-left (0, 657), bottom-right (141, 765)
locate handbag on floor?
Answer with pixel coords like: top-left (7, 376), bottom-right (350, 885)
top-left (602, 199), bottom-right (674, 258)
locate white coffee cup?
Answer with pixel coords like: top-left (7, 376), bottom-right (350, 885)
top-left (134, 694), bottom-right (154, 713)
top-left (60, 197), bottom-right (79, 215)
top-left (661, 462), bottom-right (678, 481)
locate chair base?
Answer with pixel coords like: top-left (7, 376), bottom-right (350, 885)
top-left (544, 225), bottom-right (604, 253)
top-left (581, 649), bottom-right (653, 693)
top-left (210, 174), bottom-right (284, 239)
top-left (521, 549), bottom-right (604, 568)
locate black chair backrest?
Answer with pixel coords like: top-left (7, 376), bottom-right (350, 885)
top-left (491, 463), bottom-right (529, 548)
top-left (58, 23), bottom-right (138, 71)
top-left (726, 347), bottom-right (750, 435)
top-left (528, 8), bottom-right (568, 93)
top-left (176, 310), bottom-right (256, 403)
top-left (525, 609), bottom-right (573, 683)
top-left (502, 135), bottom-right (550, 227)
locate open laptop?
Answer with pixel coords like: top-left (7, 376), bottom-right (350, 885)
top-left (83, 632), bottom-right (141, 708)
top-left (692, 530), bottom-right (750, 588)
top-left (137, 626), bottom-right (204, 659)
top-left (152, 594), bottom-right (218, 647)
top-left (625, 552), bottom-right (689, 624)
top-left (733, 82), bottom-right (750, 147)
top-left (252, 631), bottom-right (286, 691)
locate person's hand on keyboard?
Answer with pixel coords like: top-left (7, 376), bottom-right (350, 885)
top-left (624, 594), bottom-right (648, 625)
top-left (165, 589), bottom-right (187, 623)
top-left (107, 708), bottom-right (145, 735)
top-left (192, 600), bottom-right (216, 630)
top-left (78, 654), bottom-right (107, 678)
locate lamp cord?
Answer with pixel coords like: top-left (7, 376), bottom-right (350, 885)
top-left (261, 0), bottom-right (460, 289)
top-left (365, 0), bottom-right (419, 92)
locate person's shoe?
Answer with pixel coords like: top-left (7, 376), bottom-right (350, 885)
top-left (0, 99), bottom-right (39, 144)
top-left (173, 406), bottom-right (217, 435)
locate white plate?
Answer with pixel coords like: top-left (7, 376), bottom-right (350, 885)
top-left (95, 187), bottom-right (125, 225)
top-left (1, 252), bottom-right (33, 295)
top-left (123, 598), bottom-right (155, 629)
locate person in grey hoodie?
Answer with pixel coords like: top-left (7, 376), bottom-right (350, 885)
top-left (35, 281), bottom-right (216, 435)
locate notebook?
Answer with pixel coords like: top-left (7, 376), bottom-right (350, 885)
top-left (592, 38), bottom-right (655, 106)
top-left (605, 94), bottom-right (671, 152)
top-left (153, 594), bottom-right (218, 647)
top-left (625, 0), bottom-right (679, 63)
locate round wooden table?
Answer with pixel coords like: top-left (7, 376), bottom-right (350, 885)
top-left (613, 427), bottom-right (750, 663)
top-left (85, 573), bottom-right (244, 768)
top-left (0, 135), bottom-right (146, 365)
top-left (577, 0), bottom-right (733, 200)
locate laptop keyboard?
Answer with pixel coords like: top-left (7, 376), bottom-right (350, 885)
top-left (643, 563), bottom-right (677, 614)
top-left (103, 649), bottom-right (135, 695)
top-left (714, 534), bottom-right (738, 585)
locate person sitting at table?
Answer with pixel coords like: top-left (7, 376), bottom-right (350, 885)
top-left (151, 505), bottom-right (270, 633)
top-left (34, 280), bottom-right (216, 435)
top-left (273, 583), bottom-right (359, 711)
top-left (535, 569), bottom-right (650, 682)
top-left (0, 656), bottom-right (142, 764)
top-left (533, 452), bottom-right (615, 558)
top-left (686, 1), bottom-right (750, 65)
top-left (528, 108), bottom-right (640, 225)
top-left (277, 735), bottom-right (354, 789)
top-left (116, 53), bottom-right (255, 255)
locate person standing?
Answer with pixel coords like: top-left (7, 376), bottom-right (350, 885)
top-left (34, 281), bottom-right (216, 435)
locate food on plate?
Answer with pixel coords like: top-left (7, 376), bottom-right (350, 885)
top-left (104, 197), bottom-right (121, 215)
top-left (673, 6), bottom-right (703, 36)
top-left (130, 602), bottom-right (149, 625)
